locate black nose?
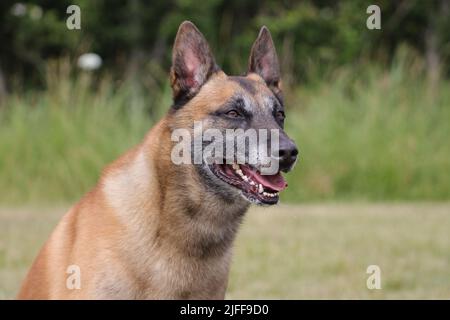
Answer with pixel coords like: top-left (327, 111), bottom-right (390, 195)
top-left (278, 139), bottom-right (298, 172)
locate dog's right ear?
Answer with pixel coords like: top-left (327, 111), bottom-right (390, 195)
top-left (170, 21), bottom-right (219, 108)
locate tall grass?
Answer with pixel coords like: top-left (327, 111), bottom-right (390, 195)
top-left (0, 61), bottom-right (164, 204)
top-left (283, 56), bottom-right (450, 201)
top-left (0, 58), bottom-right (449, 204)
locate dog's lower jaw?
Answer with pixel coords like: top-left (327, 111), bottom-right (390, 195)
top-left (196, 163), bottom-right (249, 207)
top-left (201, 163), bottom-right (281, 206)
top-left (239, 192), bottom-right (277, 206)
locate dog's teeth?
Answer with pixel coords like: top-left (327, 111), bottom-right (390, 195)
top-left (258, 184), bottom-right (264, 194)
top-left (262, 191), bottom-right (279, 198)
top-left (231, 165), bottom-right (261, 187)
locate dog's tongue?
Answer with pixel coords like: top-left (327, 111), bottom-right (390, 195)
top-left (240, 165), bottom-right (287, 192)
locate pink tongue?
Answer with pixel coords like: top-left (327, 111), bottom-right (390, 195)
top-left (240, 165), bottom-right (288, 192)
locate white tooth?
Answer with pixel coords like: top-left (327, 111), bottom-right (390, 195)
top-left (232, 163), bottom-right (239, 170)
top-left (236, 169), bottom-right (243, 176)
top-left (258, 184), bottom-right (264, 194)
top-left (249, 181), bottom-right (255, 186)
top-left (263, 192), bottom-right (268, 196)
top-left (243, 176), bottom-right (248, 181)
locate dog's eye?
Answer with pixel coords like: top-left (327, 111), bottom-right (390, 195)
top-left (276, 110), bottom-right (285, 120)
top-left (225, 110), bottom-right (242, 118)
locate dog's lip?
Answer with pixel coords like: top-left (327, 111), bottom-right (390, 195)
top-left (209, 162), bottom-right (284, 204)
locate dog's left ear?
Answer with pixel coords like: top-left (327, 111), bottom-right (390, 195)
top-left (248, 26), bottom-right (282, 101)
top-left (170, 21), bottom-right (219, 108)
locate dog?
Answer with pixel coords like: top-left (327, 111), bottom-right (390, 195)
top-left (17, 21), bottom-right (298, 299)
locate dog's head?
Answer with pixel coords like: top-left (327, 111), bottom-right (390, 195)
top-left (168, 21), bottom-right (298, 205)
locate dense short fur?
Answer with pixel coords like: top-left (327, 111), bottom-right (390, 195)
top-left (18, 21), bottom-right (296, 299)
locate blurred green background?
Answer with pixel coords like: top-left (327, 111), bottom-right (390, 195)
top-left (0, 0), bottom-right (450, 204)
top-left (0, 0), bottom-right (450, 299)
top-left (0, 0), bottom-right (449, 204)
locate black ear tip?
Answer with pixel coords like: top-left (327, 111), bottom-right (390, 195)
top-left (259, 25), bottom-right (271, 37)
top-left (256, 26), bottom-right (274, 44)
top-left (178, 20), bottom-right (201, 34)
top-left (180, 20), bottom-right (195, 28)
top-left (178, 20), bottom-right (200, 34)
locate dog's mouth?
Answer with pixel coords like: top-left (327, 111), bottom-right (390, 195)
top-left (209, 162), bottom-right (287, 205)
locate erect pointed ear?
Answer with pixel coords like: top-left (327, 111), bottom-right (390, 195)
top-left (248, 26), bottom-right (282, 100)
top-left (170, 21), bottom-right (219, 108)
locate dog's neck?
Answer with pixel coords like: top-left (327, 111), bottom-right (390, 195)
top-left (102, 118), bottom-right (249, 259)
top-left (153, 119), bottom-right (250, 258)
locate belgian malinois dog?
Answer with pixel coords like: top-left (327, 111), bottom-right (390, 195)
top-left (18, 21), bottom-right (298, 299)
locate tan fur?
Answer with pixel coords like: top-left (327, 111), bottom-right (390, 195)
top-left (17, 75), bottom-right (252, 300)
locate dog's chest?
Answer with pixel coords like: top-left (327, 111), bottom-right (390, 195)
top-left (93, 249), bottom-right (231, 299)
top-left (128, 250), bottom-right (230, 299)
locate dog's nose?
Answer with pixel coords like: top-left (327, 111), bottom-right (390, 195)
top-left (278, 139), bottom-right (298, 172)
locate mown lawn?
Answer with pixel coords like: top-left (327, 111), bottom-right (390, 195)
top-left (1, 203), bottom-right (449, 299)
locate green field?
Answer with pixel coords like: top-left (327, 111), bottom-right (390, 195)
top-left (1, 203), bottom-right (450, 299)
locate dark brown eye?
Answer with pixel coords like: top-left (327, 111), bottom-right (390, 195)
top-left (276, 110), bottom-right (285, 120)
top-left (226, 110), bottom-right (241, 118)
